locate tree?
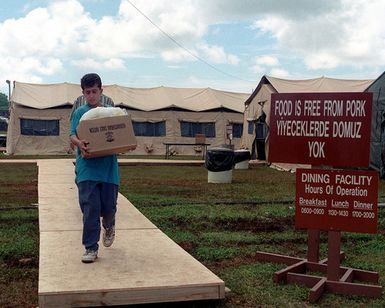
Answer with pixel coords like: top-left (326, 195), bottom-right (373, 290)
top-left (0, 92), bottom-right (8, 111)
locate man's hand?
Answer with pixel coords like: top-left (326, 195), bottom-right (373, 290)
top-left (78, 140), bottom-right (91, 158)
top-left (70, 135), bottom-right (91, 158)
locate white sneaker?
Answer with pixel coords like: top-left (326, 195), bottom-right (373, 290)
top-left (103, 225), bottom-right (115, 247)
top-left (81, 249), bottom-right (98, 263)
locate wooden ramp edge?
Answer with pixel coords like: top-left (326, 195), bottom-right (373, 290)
top-left (37, 160), bottom-right (225, 308)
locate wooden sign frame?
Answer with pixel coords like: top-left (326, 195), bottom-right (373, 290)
top-left (255, 91), bottom-right (382, 302)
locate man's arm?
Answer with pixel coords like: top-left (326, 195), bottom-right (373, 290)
top-left (70, 134), bottom-right (91, 158)
top-left (70, 105), bottom-right (91, 158)
top-left (69, 96), bottom-right (86, 148)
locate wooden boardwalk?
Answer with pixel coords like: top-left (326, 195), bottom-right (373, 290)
top-left (37, 159), bottom-right (225, 307)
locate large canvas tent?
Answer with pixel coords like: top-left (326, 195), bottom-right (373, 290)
top-left (6, 81), bottom-right (250, 155)
top-left (366, 71), bottom-right (385, 177)
top-left (241, 75), bottom-right (374, 164)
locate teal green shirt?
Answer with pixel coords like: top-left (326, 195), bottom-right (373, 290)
top-left (70, 104), bottom-right (119, 185)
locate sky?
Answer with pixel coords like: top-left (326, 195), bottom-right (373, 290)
top-left (1, 0), bottom-right (385, 97)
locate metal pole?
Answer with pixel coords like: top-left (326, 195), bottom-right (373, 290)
top-left (5, 80), bottom-right (11, 111)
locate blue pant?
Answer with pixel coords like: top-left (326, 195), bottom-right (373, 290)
top-left (77, 181), bottom-right (118, 251)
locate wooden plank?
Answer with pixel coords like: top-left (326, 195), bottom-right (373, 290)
top-left (38, 229), bottom-right (224, 307)
top-left (38, 183), bottom-right (77, 199)
top-left (309, 277), bottom-right (327, 303)
top-left (351, 268), bottom-right (380, 283)
top-left (37, 159), bottom-right (75, 173)
top-left (307, 229), bottom-right (320, 262)
top-left (326, 281), bottom-right (382, 298)
top-left (287, 272), bottom-right (323, 288)
top-left (38, 160), bottom-right (225, 307)
top-left (327, 231), bottom-right (341, 281)
top-left (118, 159), bottom-right (204, 166)
top-left (255, 251), bottom-right (303, 265)
top-left (40, 285), bottom-right (222, 307)
top-left (0, 159), bottom-right (38, 164)
top-left (38, 195), bottom-right (156, 232)
top-left (340, 268), bottom-right (354, 283)
top-left (274, 260), bottom-right (307, 283)
top-left (38, 168), bottom-right (75, 179)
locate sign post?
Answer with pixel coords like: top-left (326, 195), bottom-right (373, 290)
top-left (255, 92), bottom-right (382, 302)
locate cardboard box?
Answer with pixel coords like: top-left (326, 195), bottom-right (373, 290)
top-left (77, 114), bottom-right (137, 158)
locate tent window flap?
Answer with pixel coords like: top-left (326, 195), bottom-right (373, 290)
top-left (232, 123), bottom-right (243, 138)
top-left (180, 121), bottom-right (215, 138)
top-left (255, 122), bottom-right (268, 140)
top-left (248, 121), bottom-right (254, 135)
top-left (132, 120), bottom-right (166, 137)
top-left (20, 118), bottom-right (59, 136)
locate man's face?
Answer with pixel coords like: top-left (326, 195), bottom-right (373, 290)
top-left (82, 85), bottom-right (102, 106)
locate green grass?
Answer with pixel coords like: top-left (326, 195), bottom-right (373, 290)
top-left (0, 220), bottom-right (39, 261)
top-left (0, 164), bottom-right (38, 308)
top-left (220, 263), bottom-right (310, 306)
top-left (2, 162), bottom-right (385, 307)
top-left (0, 164), bottom-right (38, 209)
top-left (121, 165), bottom-right (296, 205)
top-left (121, 165), bottom-right (385, 307)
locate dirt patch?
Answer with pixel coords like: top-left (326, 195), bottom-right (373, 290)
top-left (170, 216), bottom-right (294, 233)
top-left (0, 180), bottom-right (37, 208)
top-left (4, 258), bottom-right (38, 268)
top-left (205, 249), bottom-right (307, 274)
top-left (178, 241), bottom-right (197, 253)
top-left (221, 216), bottom-right (294, 232)
top-left (0, 280), bottom-right (38, 308)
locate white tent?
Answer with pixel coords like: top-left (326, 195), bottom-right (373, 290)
top-left (366, 71), bottom-right (385, 177)
top-left (7, 81), bottom-right (250, 155)
top-left (241, 75), bottom-right (374, 162)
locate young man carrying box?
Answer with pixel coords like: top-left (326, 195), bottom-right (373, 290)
top-left (69, 73), bottom-right (118, 263)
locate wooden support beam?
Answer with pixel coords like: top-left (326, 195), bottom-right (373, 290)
top-left (307, 229), bottom-right (320, 262)
top-left (340, 268), bottom-right (354, 283)
top-left (306, 262), bottom-right (327, 274)
top-left (327, 231), bottom-right (341, 281)
top-left (287, 273), bottom-right (323, 288)
top-left (326, 281), bottom-right (383, 298)
top-left (350, 268), bottom-right (380, 283)
top-left (309, 278), bottom-right (327, 303)
top-left (255, 251), bottom-right (303, 266)
top-left (274, 260), bottom-right (307, 283)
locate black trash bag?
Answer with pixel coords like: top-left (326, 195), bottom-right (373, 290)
top-left (205, 147), bottom-right (235, 172)
top-left (234, 150), bottom-right (251, 164)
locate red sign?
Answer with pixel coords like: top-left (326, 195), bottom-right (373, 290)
top-left (269, 92), bottom-right (373, 167)
top-left (296, 169), bottom-right (378, 233)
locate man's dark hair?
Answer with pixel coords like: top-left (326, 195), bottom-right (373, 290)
top-left (80, 73), bottom-right (102, 90)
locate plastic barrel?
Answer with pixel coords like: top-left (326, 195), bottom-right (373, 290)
top-left (205, 147), bottom-right (235, 183)
top-left (234, 149), bottom-right (251, 169)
